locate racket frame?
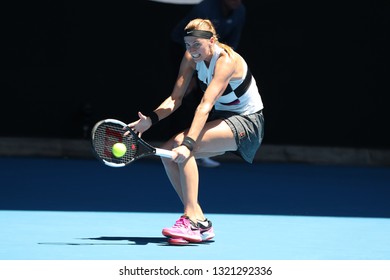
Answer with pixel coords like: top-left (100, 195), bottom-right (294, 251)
top-left (91, 118), bottom-right (175, 167)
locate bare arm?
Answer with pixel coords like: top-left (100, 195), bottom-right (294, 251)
top-left (155, 52), bottom-right (196, 118)
top-left (187, 54), bottom-right (235, 141)
top-left (127, 52), bottom-right (196, 134)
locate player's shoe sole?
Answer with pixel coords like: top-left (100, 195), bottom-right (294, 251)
top-left (167, 237), bottom-right (215, 245)
top-left (162, 230), bottom-right (202, 243)
top-left (167, 238), bottom-right (190, 245)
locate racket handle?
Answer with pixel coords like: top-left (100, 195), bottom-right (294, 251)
top-left (155, 148), bottom-right (176, 159)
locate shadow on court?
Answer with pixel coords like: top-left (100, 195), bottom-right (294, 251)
top-left (83, 237), bottom-right (214, 246)
top-left (1, 157), bottom-right (390, 218)
top-left (37, 236), bottom-right (216, 248)
top-left (38, 237), bottom-right (169, 246)
top-left (85, 236), bottom-right (168, 245)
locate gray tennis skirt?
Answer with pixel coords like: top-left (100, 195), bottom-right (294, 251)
top-left (209, 109), bottom-right (265, 163)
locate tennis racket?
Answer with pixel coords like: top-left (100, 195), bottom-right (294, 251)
top-left (91, 118), bottom-right (175, 167)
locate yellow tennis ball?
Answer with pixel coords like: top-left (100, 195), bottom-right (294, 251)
top-left (112, 143), bottom-right (127, 158)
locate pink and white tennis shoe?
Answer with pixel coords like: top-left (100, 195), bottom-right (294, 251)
top-left (162, 215), bottom-right (202, 243)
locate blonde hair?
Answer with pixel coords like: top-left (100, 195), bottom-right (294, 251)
top-left (184, 18), bottom-right (234, 57)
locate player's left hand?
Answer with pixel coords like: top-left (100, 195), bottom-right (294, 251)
top-left (124, 111), bottom-right (150, 137)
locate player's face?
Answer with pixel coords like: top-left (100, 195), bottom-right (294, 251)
top-left (184, 37), bottom-right (212, 62)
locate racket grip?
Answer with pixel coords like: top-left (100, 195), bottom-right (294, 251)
top-left (155, 148), bottom-right (176, 159)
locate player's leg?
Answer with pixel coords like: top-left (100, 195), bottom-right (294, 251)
top-left (160, 137), bottom-right (203, 220)
top-left (160, 136), bottom-right (203, 242)
top-left (180, 119), bottom-right (237, 219)
top-left (161, 119), bottom-right (235, 241)
top-left (161, 119), bottom-right (235, 215)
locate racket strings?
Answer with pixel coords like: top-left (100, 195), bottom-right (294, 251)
top-left (93, 122), bottom-right (137, 164)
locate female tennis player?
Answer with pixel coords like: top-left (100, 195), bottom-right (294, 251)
top-left (126, 18), bottom-right (264, 243)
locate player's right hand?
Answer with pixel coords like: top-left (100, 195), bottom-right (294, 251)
top-left (172, 145), bottom-right (191, 163)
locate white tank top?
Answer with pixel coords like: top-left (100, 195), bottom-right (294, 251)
top-left (195, 45), bottom-right (263, 114)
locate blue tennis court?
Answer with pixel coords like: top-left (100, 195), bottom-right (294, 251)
top-left (1, 157), bottom-right (389, 260)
